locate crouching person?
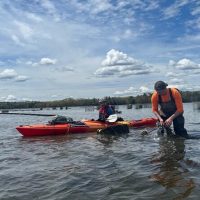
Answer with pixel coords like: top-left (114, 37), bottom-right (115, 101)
top-left (151, 81), bottom-right (189, 138)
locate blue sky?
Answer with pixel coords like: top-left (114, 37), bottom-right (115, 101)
top-left (0, 0), bottom-right (200, 101)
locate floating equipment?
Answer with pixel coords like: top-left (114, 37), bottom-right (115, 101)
top-left (97, 124), bottom-right (129, 135)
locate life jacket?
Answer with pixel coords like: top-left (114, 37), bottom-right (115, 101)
top-left (99, 105), bottom-right (114, 120)
top-left (158, 88), bottom-right (177, 117)
top-left (99, 105), bottom-right (109, 119)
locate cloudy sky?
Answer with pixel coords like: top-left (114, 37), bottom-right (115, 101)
top-left (1, 0), bottom-right (200, 101)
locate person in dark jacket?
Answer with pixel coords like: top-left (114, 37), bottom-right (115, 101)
top-left (151, 81), bottom-right (188, 138)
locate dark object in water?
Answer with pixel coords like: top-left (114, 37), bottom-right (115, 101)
top-left (127, 104), bottom-right (132, 109)
top-left (135, 104), bottom-right (143, 109)
top-left (141, 130), bottom-right (148, 135)
top-left (115, 110), bottom-right (122, 114)
top-left (97, 124), bottom-right (129, 135)
top-left (1, 109), bottom-right (9, 113)
top-left (141, 127), bottom-right (158, 135)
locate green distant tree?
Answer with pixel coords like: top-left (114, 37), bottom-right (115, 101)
top-left (1, 91), bottom-right (200, 109)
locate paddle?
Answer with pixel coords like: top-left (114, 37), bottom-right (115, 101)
top-left (0, 112), bottom-right (56, 116)
top-left (106, 114), bottom-right (118, 122)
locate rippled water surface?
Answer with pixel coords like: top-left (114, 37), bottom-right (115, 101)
top-left (1, 103), bottom-right (200, 200)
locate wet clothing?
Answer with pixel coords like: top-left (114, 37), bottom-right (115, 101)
top-left (159, 115), bottom-right (188, 138)
top-left (152, 88), bottom-right (183, 113)
top-left (98, 105), bottom-right (114, 121)
top-left (151, 88), bottom-right (188, 138)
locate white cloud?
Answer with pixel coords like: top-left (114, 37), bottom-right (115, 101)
top-left (70, 0), bottom-right (113, 15)
top-left (0, 69), bottom-right (17, 79)
top-left (169, 60), bottom-right (176, 66)
top-left (27, 58), bottom-right (57, 66)
top-left (162, 6), bottom-right (179, 19)
top-left (38, 0), bottom-right (60, 22)
top-left (6, 95), bottom-right (17, 102)
top-left (26, 13), bottom-right (43, 22)
top-left (162, 0), bottom-right (190, 19)
top-left (0, 69), bottom-right (28, 82)
top-left (15, 75), bottom-right (29, 82)
top-left (192, 85), bottom-right (200, 91)
top-left (11, 34), bottom-right (24, 46)
top-left (170, 58), bottom-right (200, 70)
top-left (54, 66), bottom-right (74, 72)
top-left (139, 86), bottom-right (151, 93)
top-left (101, 49), bottom-right (135, 66)
top-left (40, 0), bottom-right (57, 15)
top-left (187, 17), bottom-right (200, 30)
top-left (91, 0), bottom-right (113, 14)
top-left (39, 57), bottom-right (57, 65)
top-left (14, 20), bottom-right (34, 40)
top-left (167, 84), bottom-right (190, 91)
top-left (114, 85), bottom-right (152, 96)
top-left (191, 5), bottom-right (200, 15)
top-left (183, 34), bottom-right (200, 42)
top-left (166, 72), bottom-right (182, 78)
top-left (169, 78), bottom-right (184, 84)
top-left (21, 97), bottom-right (33, 102)
top-left (0, 95), bottom-right (33, 102)
top-left (26, 61), bottom-right (33, 65)
top-left (51, 94), bottom-right (61, 99)
top-left (114, 86), bottom-right (136, 96)
top-left (95, 49), bottom-right (152, 77)
top-left (143, 1), bottom-right (160, 11)
top-left (122, 29), bottom-right (134, 39)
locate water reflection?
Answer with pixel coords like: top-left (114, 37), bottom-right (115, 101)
top-left (96, 133), bottom-right (129, 145)
top-left (150, 136), bottom-right (195, 199)
top-left (18, 133), bottom-right (96, 144)
top-left (193, 102), bottom-right (200, 111)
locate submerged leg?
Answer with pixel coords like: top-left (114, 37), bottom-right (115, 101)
top-left (173, 115), bottom-right (189, 138)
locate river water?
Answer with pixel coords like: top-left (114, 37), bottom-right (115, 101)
top-left (0, 103), bottom-right (200, 200)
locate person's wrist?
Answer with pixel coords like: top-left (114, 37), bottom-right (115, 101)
top-left (169, 115), bottom-right (174, 121)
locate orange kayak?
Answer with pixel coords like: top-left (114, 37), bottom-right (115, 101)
top-left (82, 117), bottom-right (157, 131)
top-left (81, 120), bottom-right (116, 132)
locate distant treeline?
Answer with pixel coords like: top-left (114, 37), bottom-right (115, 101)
top-left (1, 91), bottom-right (200, 110)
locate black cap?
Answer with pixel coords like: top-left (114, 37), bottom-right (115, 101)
top-left (154, 81), bottom-right (168, 91)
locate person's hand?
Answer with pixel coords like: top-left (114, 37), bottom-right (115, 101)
top-left (164, 117), bottom-right (173, 127)
top-left (159, 118), bottom-right (164, 126)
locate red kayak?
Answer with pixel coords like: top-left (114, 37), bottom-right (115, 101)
top-left (129, 118), bottom-right (157, 127)
top-left (16, 117), bottom-right (157, 137)
top-left (16, 123), bottom-right (89, 137)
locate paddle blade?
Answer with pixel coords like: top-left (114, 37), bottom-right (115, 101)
top-left (106, 114), bottom-right (118, 122)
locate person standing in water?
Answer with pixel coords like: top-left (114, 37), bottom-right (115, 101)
top-left (151, 81), bottom-right (189, 138)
